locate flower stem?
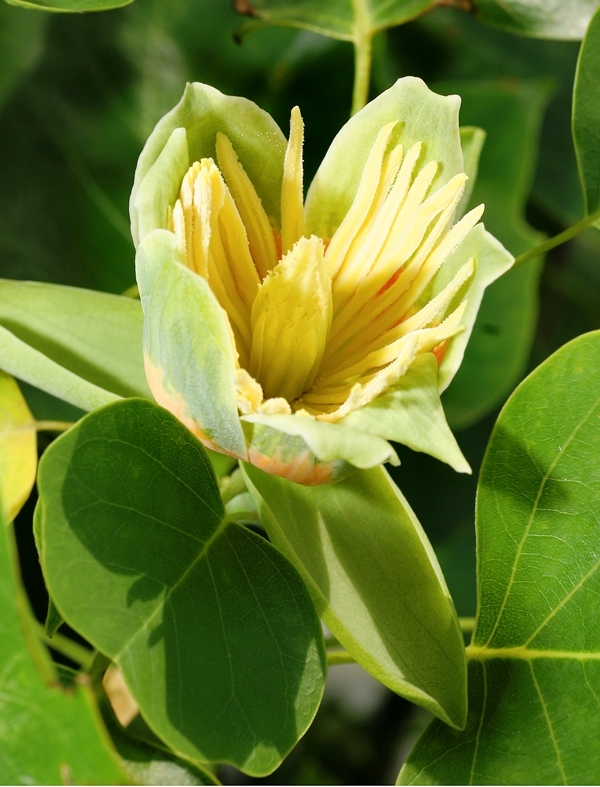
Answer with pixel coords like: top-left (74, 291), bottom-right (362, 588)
top-left (351, 33), bottom-right (373, 116)
top-left (513, 208), bottom-right (600, 268)
top-left (34, 620), bottom-right (94, 669)
top-left (459, 616), bottom-right (476, 634)
top-left (327, 649), bottom-right (356, 666)
top-left (35, 421), bottom-right (74, 433)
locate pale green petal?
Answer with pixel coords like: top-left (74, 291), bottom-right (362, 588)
top-left (305, 77), bottom-right (464, 240)
top-left (136, 229), bottom-right (247, 458)
top-left (132, 127), bottom-right (189, 245)
top-left (131, 82), bottom-right (287, 246)
top-left (241, 412), bottom-right (398, 469)
top-left (433, 224), bottom-right (514, 392)
top-left (342, 353), bottom-right (470, 473)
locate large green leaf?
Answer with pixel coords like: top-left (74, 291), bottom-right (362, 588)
top-left (0, 279), bottom-right (150, 400)
top-left (235, 0), bottom-right (437, 41)
top-left (3, 0), bottom-right (133, 11)
top-left (241, 463), bottom-right (467, 729)
top-left (235, 1), bottom-right (600, 44)
top-left (0, 373), bottom-right (36, 521)
top-left (440, 81), bottom-right (549, 429)
top-left (472, 0), bottom-right (600, 40)
top-left (37, 398), bottom-right (326, 777)
top-left (573, 4), bottom-right (600, 222)
top-left (399, 331), bottom-right (600, 784)
top-left (0, 324), bottom-right (121, 412)
top-left (0, 509), bottom-right (127, 783)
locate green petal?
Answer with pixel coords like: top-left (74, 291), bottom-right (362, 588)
top-left (131, 82), bottom-right (287, 246)
top-left (136, 228), bottom-right (247, 458)
top-left (305, 76), bottom-right (464, 240)
top-left (241, 412), bottom-right (398, 484)
top-left (434, 223), bottom-right (514, 392)
top-left (342, 353), bottom-right (470, 474)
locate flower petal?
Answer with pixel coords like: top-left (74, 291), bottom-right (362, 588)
top-left (136, 229), bottom-right (247, 459)
top-left (341, 353), bottom-right (470, 473)
top-left (305, 77), bottom-right (464, 242)
top-left (242, 412), bottom-right (398, 485)
top-left (131, 82), bottom-right (287, 246)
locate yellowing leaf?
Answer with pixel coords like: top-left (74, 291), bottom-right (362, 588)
top-left (0, 372), bottom-right (36, 521)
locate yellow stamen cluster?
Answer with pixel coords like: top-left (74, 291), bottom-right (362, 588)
top-left (168, 109), bottom-right (483, 422)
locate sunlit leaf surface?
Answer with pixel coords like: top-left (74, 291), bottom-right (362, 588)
top-left (242, 463), bottom-right (467, 729)
top-left (0, 508), bottom-right (127, 783)
top-left (37, 398), bottom-right (326, 777)
top-left (399, 331), bottom-right (600, 784)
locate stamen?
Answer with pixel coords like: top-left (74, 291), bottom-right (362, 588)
top-left (216, 132), bottom-right (278, 279)
top-left (281, 106), bottom-right (305, 255)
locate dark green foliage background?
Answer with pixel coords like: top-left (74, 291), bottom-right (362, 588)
top-left (4, 1), bottom-right (600, 783)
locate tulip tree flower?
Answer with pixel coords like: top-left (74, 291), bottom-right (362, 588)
top-left (131, 78), bottom-right (513, 485)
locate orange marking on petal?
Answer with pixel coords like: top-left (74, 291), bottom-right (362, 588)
top-left (248, 446), bottom-right (335, 486)
top-left (432, 340), bottom-right (448, 365)
top-left (144, 358), bottom-right (246, 459)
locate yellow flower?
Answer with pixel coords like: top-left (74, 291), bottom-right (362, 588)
top-left (167, 108), bottom-right (481, 423)
top-left (132, 79), bottom-right (513, 484)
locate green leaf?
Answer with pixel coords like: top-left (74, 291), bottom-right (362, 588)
top-left (0, 324), bottom-right (121, 412)
top-left (37, 398), bottom-right (326, 777)
top-left (3, 0), bottom-right (133, 12)
top-left (235, 0), bottom-right (438, 42)
top-left (573, 4), bottom-right (600, 221)
top-left (0, 279), bottom-right (151, 400)
top-left (130, 81), bottom-right (287, 246)
top-left (440, 80), bottom-right (549, 429)
top-left (137, 229), bottom-right (247, 458)
top-left (399, 331), bottom-right (600, 784)
top-left (241, 463), bottom-right (467, 729)
top-left (305, 76), bottom-right (464, 241)
top-left (0, 3), bottom-right (46, 111)
top-left (341, 353), bottom-right (470, 473)
top-left (0, 373), bottom-right (36, 521)
top-left (471, 0), bottom-right (600, 40)
top-left (99, 690), bottom-right (219, 786)
top-left (0, 506), bottom-right (127, 783)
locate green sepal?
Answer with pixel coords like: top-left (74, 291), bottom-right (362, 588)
top-left (242, 463), bottom-right (467, 730)
top-left (130, 81), bottom-right (287, 245)
top-left (342, 353), bottom-right (470, 473)
top-left (136, 228), bottom-right (247, 458)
